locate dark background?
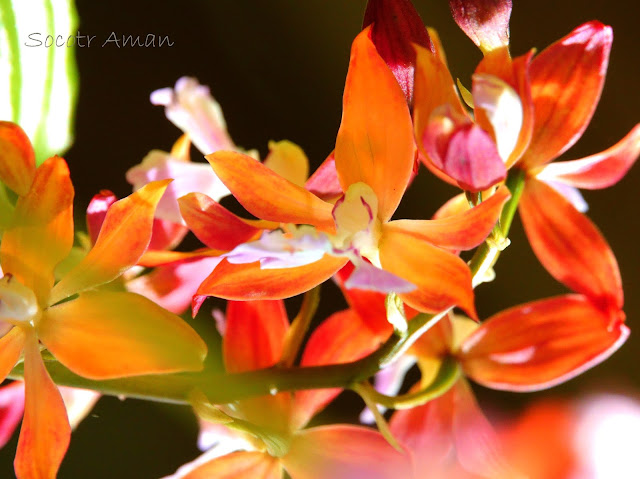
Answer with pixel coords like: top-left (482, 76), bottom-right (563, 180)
top-left (1, 1), bottom-right (638, 477)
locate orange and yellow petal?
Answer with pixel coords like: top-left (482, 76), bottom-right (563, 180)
top-left (206, 151), bottom-right (335, 233)
top-left (458, 294), bottom-right (629, 391)
top-left (519, 178), bottom-right (622, 312)
top-left (163, 451), bottom-right (281, 479)
top-left (386, 185), bottom-right (510, 250)
top-left (14, 332), bottom-right (70, 479)
top-left (283, 425), bottom-right (413, 479)
top-left (50, 180), bottom-right (170, 305)
top-left (193, 256), bottom-right (347, 314)
top-left (178, 193), bottom-right (264, 250)
top-left (335, 27), bottom-right (415, 222)
top-left (38, 291), bottom-right (206, 380)
top-left (0, 122), bottom-right (36, 196)
top-left (520, 21), bottom-right (612, 169)
top-left (535, 123), bottom-right (640, 189)
top-left (0, 157), bottom-right (74, 307)
top-left (0, 327), bottom-right (26, 383)
top-left (379, 227), bottom-right (476, 318)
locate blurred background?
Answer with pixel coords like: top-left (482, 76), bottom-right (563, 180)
top-left (1, 0), bottom-right (638, 477)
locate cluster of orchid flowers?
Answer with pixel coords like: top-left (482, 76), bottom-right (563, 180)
top-left (0, 0), bottom-right (638, 478)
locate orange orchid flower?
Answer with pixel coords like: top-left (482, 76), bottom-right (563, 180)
top-left (187, 28), bottom-right (511, 318)
top-left (162, 299), bottom-right (413, 479)
top-left (0, 122), bottom-right (207, 479)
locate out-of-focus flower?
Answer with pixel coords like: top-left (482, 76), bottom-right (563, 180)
top-left (190, 28), bottom-right (511, 318)
top-left (162, 300), bottom-right (413, 479)
top-left (0, 121), bottom-right (207, 479)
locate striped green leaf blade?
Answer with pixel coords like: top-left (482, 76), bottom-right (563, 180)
top-left (0, 0), bottom-right (78, 165)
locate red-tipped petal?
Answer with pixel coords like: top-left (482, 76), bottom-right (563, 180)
top-left (304, 152), bottom-right (343, 201)
top-left (193, 256), bottom-right (347, 314)
top-left (449, 0), bottom-right (512, 52)
top-left (334, 263), bottom-right (395, 337)
top-left (283, 425), bottom-right (413, 479)
top-left (50, 180), bottom-right (171, 305)
top-left (0, 157), bottom-right (74, 307)
top-left (0, 381), bottom-right (24, 449)
top-left (15, 333), bottom-right (70, 479)
top-left (335, 28), bottom-right (415, 222)
top-left (390, 383), bottom-right (455, 473)
top-left (206, 151), bottom-right (335, 232)
top-left (86, 190), bottom-right (117, 245)
top-left (39, 291), bottom-right (207, 379)
top-left (387, 185), bottom-right (510, 250)
top-left (519, 178), bottom-right (622, 311)
top-left (293, 309), bottom-right (384, 429)
top-left (179, 193), bottom-right (263, 250)
top-left (224, 300), bottom-right (288, 374)
top-left (163, 451), bottom-right (281, 479)
top-left (520, 21), bottom-right (612, 169)
top-left (363, 0), bottom-right (432, 106)
top-left (535, 124), bottom-right (640, 189)
top-left (459, 294), bottom-right (629, 391)
top-left (0, 122), bottom-right (36, 196)
top-left (0, 327), bottom-right (26, 383)
top-left (423, 112), bottom-right (507, 192)
top-left (379, 227), bottom-right (476, 318)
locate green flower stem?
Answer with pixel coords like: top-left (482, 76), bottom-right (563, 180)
top-left (353, 356), bottom-right (461, 410)
top-left (279, 286), bottom-right (320, 367)
top-left (8, 170), bottom-right (527, 406)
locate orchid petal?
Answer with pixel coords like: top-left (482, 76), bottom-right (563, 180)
top-left (535, 124), bottom-right (640, 189)
top-left (161, 451), bottom-right (281, 479)
top-left (0, 122), bottom-right (35, 196)
top-left (521, 21), bottom-right (612, 169)
top-left (193, 256), bottom-right (347, 314)
top-left (127, 257), bottom-right (222, 314)
top-left (39, 291), bottom-right (206, 379)
top-left (386, 185), bottom-right (510, 250)
top-left (458, 294), bottom-right (629, 391)
top-left (50, 180), bottom-right (170, 305)
top-left (0, 327), bottom-right (25, 383)
top-left (452, 380), bottom-right (519, 478)
top-left (422, 108), bottom-right (507, 192)
top-left (449, 0), bottom-right (512, 52)
top-left (304, 152), bottom-right (342, 201)
top-left (151, 77), bottom-right (236, 155)
top-left (137, 249), bottom-right (221, 268)
top-left (59, 387), bottom-right (100, 430)
top-left (179, 193), bottom-right (263, 250)
top-left (15, 333), bottom-right (70, 479)
top-left (335, 28), bottom-right (415, 222)
top-left (86, 190), bottom-right (117, 245)
top-left (540, 180), bottom-right (589, 213)
top-left (126, 150), bottom-right (229, 225)
top-left (519, 178), bottom-right (623, 311)
top-left (263, 140), bottom-right (309, 187)
top-left (0, 381), bottom-right (24, 448)
top-left (224, 300), bottom-right (288, 374)
top-left (206, 151), bottom-right (335, 232)
top-left (379, 227), bottom-right (476, 318)
top-left (473, 74), bottom-right (523, 162)
top-left (345, 259), bottom-right (416, 294)
top-left (363, 0), bottom-right (433, 105)
top-left (283, 425), bottom-right (413, 479)
top-left (333, 263), bottom-right (395, 337)
top-left (0, 156), bottom-right (73, 307)
top-left (390, 385), bottom-right (455, 472)
top-left (148, 219), bottom-right (189, 252)
top-left (293, 309), bottom-right (383, 429)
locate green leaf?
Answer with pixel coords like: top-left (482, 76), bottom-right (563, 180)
top-left (0, 0), bottom-right (79, 164)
